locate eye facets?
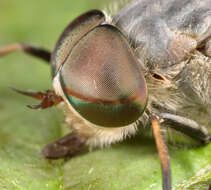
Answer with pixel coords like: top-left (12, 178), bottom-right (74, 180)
top-left (59, 24), bottom-right (148, 127)
top-left (51, 10), bottom-right (105, 76)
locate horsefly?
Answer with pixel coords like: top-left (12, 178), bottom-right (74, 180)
top-left (0, 0), bottom-right (211, 189)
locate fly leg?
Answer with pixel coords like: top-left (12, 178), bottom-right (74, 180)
top-left (11, 86), bottom-right (82, 159)
top-left (0, 44), bottom-right (80, 159)
top-left (41, 132), bottom-right (87, 159)
top-left (0, 43), bottom-right (51, 63)
top-left (150, 113), bottom-right (172, 190)
top-left (150, 112), bottom-right (211, 190)
top-left (159, 113), bottom-right (211, 144)
top-left (0, 44), bottom-right (57, 107)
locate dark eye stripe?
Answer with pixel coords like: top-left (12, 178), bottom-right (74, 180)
top-left (61, 85), bottom-right (146, 127)
top-left (62, 85), bottom-right (143, 105)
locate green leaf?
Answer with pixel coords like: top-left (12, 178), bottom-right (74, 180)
top-left (0, 1), bottom-right (211, 190)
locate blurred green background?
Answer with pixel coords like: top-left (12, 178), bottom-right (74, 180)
top-left (0, 1), bottom-right (211, 190)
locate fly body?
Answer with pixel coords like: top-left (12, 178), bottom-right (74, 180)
top-left (0, 0), bottom-right (211, 190)
top-left (111, 0), bottom-right (211, 137)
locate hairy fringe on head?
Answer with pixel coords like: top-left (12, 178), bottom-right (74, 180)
top-left (103, 0), bottom-right (133, 23)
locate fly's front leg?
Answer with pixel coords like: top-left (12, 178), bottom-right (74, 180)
top-left (0, 43), bottom-right (61, 108)
top-left (149, 112), bottom-right (211, 190)
top-left (159, 113), bottom-right (211, 144)
top-left (41, 132), bottom-right (87, 159)
top-left (150, 114), bottom-right (172, 190)
top-left (0, 43), bottom-right (51, 63)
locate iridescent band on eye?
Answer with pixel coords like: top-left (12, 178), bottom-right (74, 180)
top-left (59, 24), bottom-right (148, 127)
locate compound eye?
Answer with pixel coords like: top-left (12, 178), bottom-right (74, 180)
top-left (51, 10), bottom-right (105, 76)
top-left (60, 25), bottom-right (148, 127)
